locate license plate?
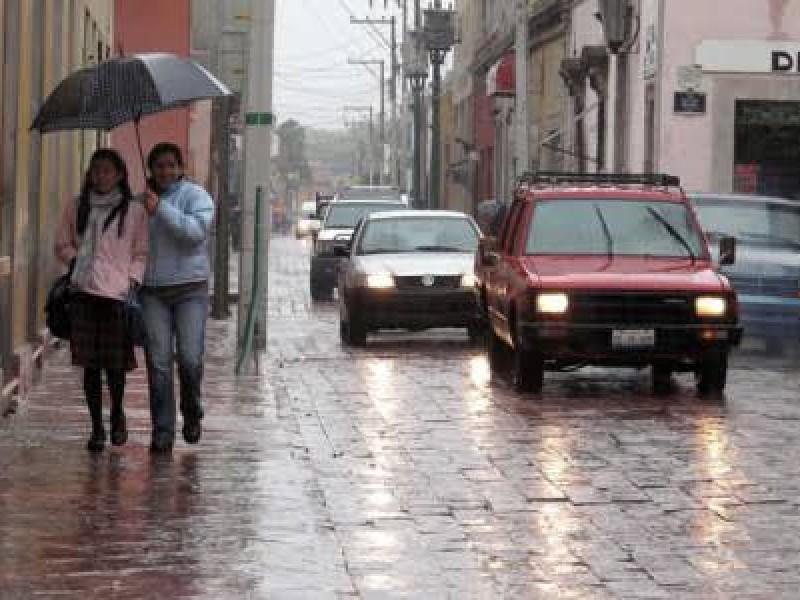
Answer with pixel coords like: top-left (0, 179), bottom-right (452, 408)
top-left (612, 329), bottom-right (656, 349)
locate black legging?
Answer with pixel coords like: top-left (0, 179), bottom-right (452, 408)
top-left (83, 368), bottom-right (126, 426)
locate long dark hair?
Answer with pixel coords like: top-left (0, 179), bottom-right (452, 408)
top-left (76, 148), bottom-right (133, 237)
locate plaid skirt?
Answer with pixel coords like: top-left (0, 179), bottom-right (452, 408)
top-left (69, 293), bottom-right (137, 372)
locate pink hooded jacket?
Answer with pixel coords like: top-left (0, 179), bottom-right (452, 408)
top-left (55, 198), bottom-right (149, 301)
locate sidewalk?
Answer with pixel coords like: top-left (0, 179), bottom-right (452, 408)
top-left (0, 270), bottom-right (355, 598)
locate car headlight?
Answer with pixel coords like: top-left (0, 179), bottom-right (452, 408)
top-left (461, 273), bottom-right (478, 288)
top-left (365, 273), bottom-right (395, 289)
top-left (696, 296), bottom-right (727, 317)
top-left (536, 292), bottom-right (569, 314)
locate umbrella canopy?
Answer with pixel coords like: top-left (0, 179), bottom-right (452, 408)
top-left (31, 53), bottom-right (231, 133)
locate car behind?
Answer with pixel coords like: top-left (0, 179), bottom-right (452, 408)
top-left (690, 193), bottom-right (800, 351)
top-left (310, 199), bottom-right (406, 301)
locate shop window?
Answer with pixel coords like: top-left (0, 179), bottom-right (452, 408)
top-left (735, 100), bottom-right (800, 199)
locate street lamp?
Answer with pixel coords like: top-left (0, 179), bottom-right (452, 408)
top-left (404, 29), bottom-right (428, 209)
top-left (424, 5), bottom-right (456, 210)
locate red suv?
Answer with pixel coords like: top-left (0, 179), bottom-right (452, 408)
top-left (476, 173), bottom-right (742, 395)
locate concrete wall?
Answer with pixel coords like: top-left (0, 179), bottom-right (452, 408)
top-left (571, 0), bottom-right (800, 192)
top-left (660, 0), bottom-right (800, 192)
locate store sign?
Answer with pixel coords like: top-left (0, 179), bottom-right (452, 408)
top-left (697, 40), bottom-right (800, 74)
top-left (674, 92), bottom-right (707, 115)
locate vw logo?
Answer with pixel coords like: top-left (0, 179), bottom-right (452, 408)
top-left (421, 274), bottom-right (435, 287)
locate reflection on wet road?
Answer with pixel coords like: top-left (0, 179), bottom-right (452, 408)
top-left (2, 237), bottom-right (800, 598)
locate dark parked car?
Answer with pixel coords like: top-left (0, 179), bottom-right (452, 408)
top-left (337, 210), bottom-right (483, 346)
top-left (690, 193), bottom-right (800, 350)
top-left (310, 199), bottom-right (406, 301)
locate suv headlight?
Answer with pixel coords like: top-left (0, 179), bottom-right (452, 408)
top-left (536, 292), bottom-right (569, 314)
top-left (365, 273), bottom-right (395, 289)
top-left (696, 296), bottom-right (727, 317)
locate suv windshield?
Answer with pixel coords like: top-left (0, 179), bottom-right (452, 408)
top-left (358, 217), bottom-right (480, 255)
top-left (693, 199), bottom-right (800, 249)
top-left (527, 199), bottom-right (706, 258)
top-left (324, 203), bottom-right (405, 229)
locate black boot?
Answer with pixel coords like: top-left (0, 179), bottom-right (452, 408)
top-left (84, 369), bottom-right (105, 453)
top-left (87, 427), bottom-right (106, 453)
top-left (108, 370), bottom-right (128, 446)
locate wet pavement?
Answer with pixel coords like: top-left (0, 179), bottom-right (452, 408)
top-left (2, 236), bottom-right (800, 599)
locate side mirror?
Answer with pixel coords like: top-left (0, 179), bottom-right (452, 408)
top-left (479, 237), bottom-right (499, 267)
top-left (719, 236), bottom-right (736, 266)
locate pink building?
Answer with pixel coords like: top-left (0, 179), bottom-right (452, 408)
top-left (570, 0), bottom-right (800, 197)
top-left (111, 0), bottom-right (211, 191)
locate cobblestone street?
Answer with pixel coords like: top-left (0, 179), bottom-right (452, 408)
top-left (2, 236), bottom-right (800, 599)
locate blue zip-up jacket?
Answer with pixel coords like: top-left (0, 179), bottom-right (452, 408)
top-left (143, 179), bottom-right (215, 287)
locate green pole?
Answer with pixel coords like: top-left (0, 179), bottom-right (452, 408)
top-left (235, 186), bottom-right (263, 375)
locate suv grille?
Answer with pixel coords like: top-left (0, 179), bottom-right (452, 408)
top-left (394, 275), bottom-right (462, 290)
top-left (570, 293), bottom-right (695, 325)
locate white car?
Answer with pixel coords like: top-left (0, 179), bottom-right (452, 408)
top-left (295, 201), bottom-right (321, 238)
top-left (337, 210), bottom-right (483, 346)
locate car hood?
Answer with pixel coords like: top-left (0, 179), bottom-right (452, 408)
top-left (355, 252), bottom-right (475, 276)
top-left (523, 256), bottom-right (729, 292)
top-left (317, 228), bottom-right (354, 242)
top-left (720, 245), bottom-right (800, 278)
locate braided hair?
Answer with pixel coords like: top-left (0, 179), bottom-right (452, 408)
top-left (76, 148), bottom-right (133, 238)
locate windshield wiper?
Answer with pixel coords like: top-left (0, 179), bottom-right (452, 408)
top-left (412, 245), bottom-right (465, 253)
top-left (360, 249), bottom-right (410, 255)
top-left (646, 207), bottom-right (697, 264)
top-left (594, 204), bottom-right (614, 261)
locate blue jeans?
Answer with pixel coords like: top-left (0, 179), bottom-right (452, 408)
top-left (142, 284), bottom-right (208, 436)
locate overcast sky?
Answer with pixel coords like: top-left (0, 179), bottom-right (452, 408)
top-left (274, 0), bottom-right (407, 131)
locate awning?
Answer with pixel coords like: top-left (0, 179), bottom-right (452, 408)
top-left (487, 52), bottom-right (515, 97)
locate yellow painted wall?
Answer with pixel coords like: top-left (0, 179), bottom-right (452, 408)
top-left (3, 0), bottom-right (114, 354)
top-left (11, 0), bottom-right (34, 346)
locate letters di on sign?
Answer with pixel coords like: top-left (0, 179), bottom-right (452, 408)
top-left (772, 51), bottom-right (800, 72)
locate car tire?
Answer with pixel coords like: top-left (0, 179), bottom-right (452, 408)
top-left (486, 327), bottom-right (506, 374)
top-left (511, 343), bottom-right (544, 394)
top-left (340, 301), bottom-right (367, 347)
top-left (467, 322), bottom-right (484, 345)
top-left (310, 280), bottom-right (332, 303)
top-left (652, 364), bottom-right (673, 396)
top-left (697, 354), bottom-right (728, 396)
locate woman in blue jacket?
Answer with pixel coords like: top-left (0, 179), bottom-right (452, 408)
top-left (142, 143), bottom-right (215, 453)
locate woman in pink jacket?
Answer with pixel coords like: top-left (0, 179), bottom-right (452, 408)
top-left (55, 148), bottom-right (149, 452)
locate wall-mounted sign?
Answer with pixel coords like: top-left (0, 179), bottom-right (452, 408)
top-left (697, 40), bottom-right (800, 74)
top-left (676, 64), bottom-right (703, 90)
top-left (674, 91), bottom-right (707, 115)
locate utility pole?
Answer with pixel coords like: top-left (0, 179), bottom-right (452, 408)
top-left (211, 0), bottom-right (231, 320)
top-left (348, 58), bottom-right (386, 184)
top-left (424, 1), bottom-right (456, 210)
top-left (238, 0), bottom-right (275, 357)
top-left (515, 0), bottom-right (530, 177)
top-left (351, 16), bottom-right (399, 187)
top-left (408, 0), bottom-right (426, 208)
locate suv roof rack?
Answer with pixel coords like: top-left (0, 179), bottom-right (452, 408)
top-left (519, 172), bottom-right (681, 188)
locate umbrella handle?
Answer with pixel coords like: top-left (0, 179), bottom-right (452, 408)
top-left (134, 116), bottom-right (147, 186)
